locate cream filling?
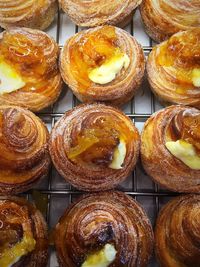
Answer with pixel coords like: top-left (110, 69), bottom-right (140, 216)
top-left (0, 235), bottom-right (36, 267)
top-left (166, 139), bottom-right (200, 170)
top-left (88, 53), bottom-right (130, 85)
top-left (192, 68), bottom-right (200, 87)
top-left (109, 138), bottom-right (126, 170)
top-left (0, 61), bottom-right (25, 94)
top-left (81, 244), bottom-right (117, 267)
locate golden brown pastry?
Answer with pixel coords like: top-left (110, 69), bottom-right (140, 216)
top-left (59, 0), bottom-right (142, 27)
top-left (155, 194), bottom-right (200, 267)
top-left (55, 191), bottom-right (154, 267)
top-left (0, 0), bottom-right (57, 30)
top-left (140, 0), bottom-right (200, 43)
top-left (0, 27), bottom-right (63, 112)
top-left (0, 196), bottom-right (48, 267)
top-left (147, 29), bottom-right (200, 108)
top-left (0, 105), bottom-right (50, 195)
top-left (49, 103), bottom-right (140, 191)
top-left (141, 105), bottom-right (200, 193)
top-left (60, 26), bottom-right (145, 106)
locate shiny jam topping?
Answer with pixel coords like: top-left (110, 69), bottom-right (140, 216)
top-left (168, 111), bottom-right (200, 155)
top-left (155, 29), bottom-right (200, 88)
top-left (67, 116), bottom-right (133, 167)
top-left (69, 26), bottom-right (126, 89)
top-left (0, 32), bottom-right (47, 77)
top-left (0, 31), bottom-right (54, 93)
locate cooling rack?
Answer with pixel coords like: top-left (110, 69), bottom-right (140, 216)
top-left (0, 7), bottom-right (180, 267)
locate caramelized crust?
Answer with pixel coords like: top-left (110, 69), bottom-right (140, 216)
top-left (147, 29), bottom-right (200, 108)
top-left (155, 194), bottom-right (200, 267)
top-left (0, 27), bottom-right (63, 112)
top-left (49, 103), bottom-right (140, 191)
top-left (60, 26), bottom-right (145, 106)
top-left (0, 105), bottom-right (50, 195)
top-left (140, 0), bottom-right (200, 42)
top-left (0, 0), bottom-right (57, 30)
top-left (55, 191), bottom-right (154, 267)
top-left (0, 196), bottom-right (48, 267)
top-left (141, 105), bottom-right (200, 193)
top-left (59, 0), bottom-right (142, 27)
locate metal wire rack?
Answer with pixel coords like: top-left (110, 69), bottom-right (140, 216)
top-left (0, 7), bottom-right (180, 267)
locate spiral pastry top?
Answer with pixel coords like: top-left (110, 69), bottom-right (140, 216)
top-left (0, 27), bottom-right (63, 112)
top-left (49, 103), bottom-right (140, 191)
top-left (60, 26), bottom-right (145, 106)
top-left (141, 105), bottom-right (200, 193)
top-left (140, 0), bottom-right (200, 42)
top-left (0, 0), bottom-right (57, 30)
top-left (0, 196), bottom-right (48, 267)
top-left (59, 0), bottom-right (142, 27)
top-left (147, 29), bottom-right (200, 108)
top-left (55, 191), bottom-right (154, 267)
top-left (155, 194), bottom-right (200, 267)
top-left (0, 105), bottom-right (50, 195)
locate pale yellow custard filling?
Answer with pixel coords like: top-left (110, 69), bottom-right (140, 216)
top-left (82, 244), bottom-right (117, 267)
top-left (192, 68), bottom-right (200, 87)
top-left (0, 60), bottom-right (25, 94)
top-left (89, 53), bottom-right (130, 85)
top-left (0, 234), bottom-right (36, 267)
top-left (109, 138), bottom-right (126, 170)
top-left (166, 140), bottom-right (200, 170)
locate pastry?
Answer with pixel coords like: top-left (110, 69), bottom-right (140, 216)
top-left (55, 191), bottom-right (154, 267)
top-left (147, 29), bottom-right (200, 108)
top-left (0, 0), bottom-right (57, 30)
top-left (59, 0), bottom-right (142, 27)
top-left (155, 194), bottom-right (200, 267)
top-left (140, 0), bottom-right (200, 42)
top-left (60, 26), bottom-right (145, 106)
top-left (0, 27), bottom-right (63, 112)
top-left (141, 105), bottom-right (200, 192)
top-left (0, 196), bottom-right (48, 267)
top-left (49, 103), bottom-right (140, 191)
top-left (0, 105), bottom-right (50, 195)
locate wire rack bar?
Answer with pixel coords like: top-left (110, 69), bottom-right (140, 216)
top-left (26, 189), bottom-right (180, 197)
top-left (36, 112), bottom-right (152, 118)
top-left (58, 45), bottom-right (153, 51)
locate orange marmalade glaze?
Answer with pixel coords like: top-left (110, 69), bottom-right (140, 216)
top-left (169, 112), bottom-right (200, 154)
top-left (0, 32), bottom-right (53, 93)
top-left (69, 26), bottom-right (122, 90)
top-left (67, 116), bottom-right (134, 166)
top-left (155, 29), bottom-right (200, 90)
top-left (182, 114), bottom-right (200, 153)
